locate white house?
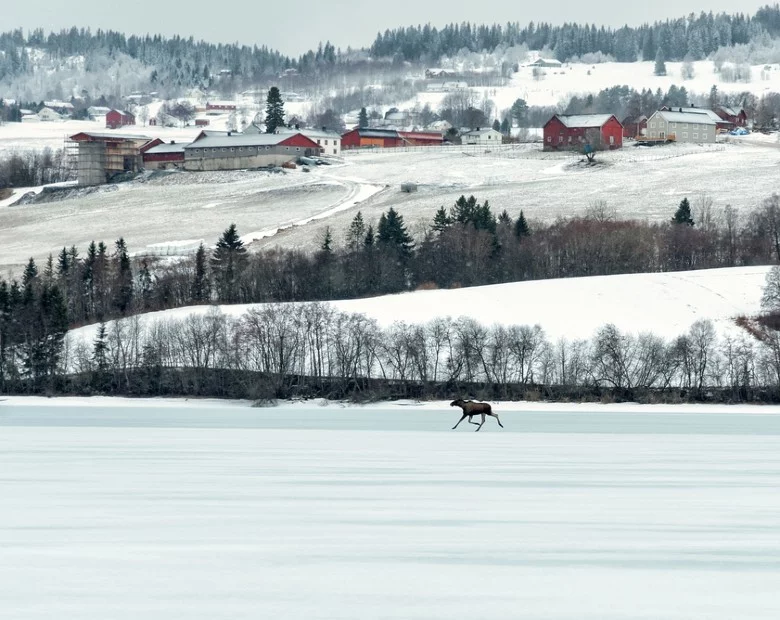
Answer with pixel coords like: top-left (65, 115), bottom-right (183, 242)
top-left (37, 107), bottom-right (63, 122)
top-left (461, 127), bottom-right (503, 145)
top-left (88, 106), bottom-right (112, 120)
top-left (646, 110), bottom-right (716, 143)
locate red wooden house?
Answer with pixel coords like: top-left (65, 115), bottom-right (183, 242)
top-left (621, 115), bottom-right (647, 138)
top-left (106, 109), bottom-right (135, 129)
top-left (714, 105), bottom-right (748, 127)
top-left (543, 114), bottom-right (623, 150)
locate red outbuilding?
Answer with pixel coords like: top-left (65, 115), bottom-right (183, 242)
top-left (342, 128), bottom-right (403, 149)
top-left (106, 109), bottom-right (136, 129)
top-left (621, 115), bottom-right (647, 139)
top-left (714, 105), bottom-right (748, 127)
top-left (543, 114), bottom-right (623, 150)
top-left (398, 131), bottom-right (444, 146)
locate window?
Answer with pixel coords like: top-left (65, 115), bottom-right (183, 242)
top-left (671, 123), bottom-right (677, 128)
top-left (333, 148), bottom-right (337, 155)
top-left (609, 135), bottom-right (615, 145)
top-left (325, 140), bottom-right (329, 145)
top-left (683, 132), bottom-right (688, 138)
top-left (230, 147), bottom-right (235, 152)
top-left (238, 147), bottom-right (243, 151)
top-left (221, 148), bottom-right (226, 152)
top-left (558, 136), bottom-right (563, 143)
top-left (296, 147), bottom-right (300, 151)
top-left (317, 139), bottom-right (321, 144)
top-left (265, 146), bottom-right (270, 150)
top-left (693, 133), bottom-right (698, 139)
top-left (547, 136), bottom-right (551, 142)
top-left (683, 124), bottom-right (688, 128)
top-left (568, 136), bottom-right (572, 143)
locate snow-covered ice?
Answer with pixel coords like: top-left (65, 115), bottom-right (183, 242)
top-left (2, 397), bottom-right (780, 619)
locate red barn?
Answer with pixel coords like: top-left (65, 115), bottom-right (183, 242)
top-left (142, 141), bottom-right (186, 169)
top-left (398, 131), bottom-right (444, 146)
top-left (342, 128), bottom-right (403, 149)
top-left (106, 109), bottom-right (135, 129)
top-left (543, 114), bottom-right (623, 151)
top-left (206, 101), bottom-right (237, 111)
top-left (714, 105), bottom-right (748, 127)
top-left (621, 115), bottom-right (647, 139)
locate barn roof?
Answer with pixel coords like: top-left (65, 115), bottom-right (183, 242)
top-left (184, 133), bottom-right (315, 149)
top-left (69, 131), bottom-right (152, 141)
top-left (348, 128), bottom-right (400, 138)
top-left (718, 105), bottom-right (745, 117)
top-left (661, 106), bottom-right (721, 122)
top-left (144, 142), bottom-right (187, 154)
top-left (652, 110), bottom-right (716, 125)
top-left (553, 114), bottom-right (616, 128)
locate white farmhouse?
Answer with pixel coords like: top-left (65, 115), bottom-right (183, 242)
top-left (461, 127), bottom-right (503, 145)
top-left (37, 107), bottom-right (63, 122)
top-left (646, 110), bottom-right (716, 143)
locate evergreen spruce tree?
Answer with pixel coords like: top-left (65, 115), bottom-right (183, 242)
top-left (498, 209), bottom-right (512, 226)
top-left (654, 48), bottom-right (667, 76)
top-left (500, 117), bottom-right (510, 135)
top-left (138, 260), bottom-right (153, 310)
top-left (364, 224), bottom-right (375, 248)
top-left (264, 87), bottom-right (285, 133)
top-left (211, 224), bottom-right (247, 302)
top-left (346, 211), bottom-right (366, 251)
top-left (113, 238), bottom-right (133, 315)
top-left (492, 119), bottom-right (501, 132)
top-left (320, 227), bottom-right (333, 254)
top-left (43, 254), bottom-right (54, 283)
top-left (431, 206), bottom-right (452, 233)
top-left (191, 243), bottom-right (209, 303)
top-left (57, 247), bottom-right (70, 278)
top-left (514, 210), bottom-right (531, 238)
top-left (377, 208), bottom-right (413, 256)
top-left (358, 107), bottom-right (369, 128)
top-left (22, 257), bottom-right (38, 288)
top-left (672, 198), bottom-right (695, 226)
top-left (92, 322), bottom-right (109, 373)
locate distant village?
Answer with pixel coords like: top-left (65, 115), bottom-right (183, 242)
top-left (2, 59), bottom-right (752, 187)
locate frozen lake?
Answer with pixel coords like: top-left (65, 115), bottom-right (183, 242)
top-left (2, 399), bottom-right (780, 619)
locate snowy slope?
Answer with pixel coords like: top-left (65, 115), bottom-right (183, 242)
top-left (67, 266), bottom-right (770, 347)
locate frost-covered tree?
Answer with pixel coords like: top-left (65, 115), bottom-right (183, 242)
top-left (264, 87), bottom-right (285, 134)
top-left (654, 49), bottom-right (667, 76)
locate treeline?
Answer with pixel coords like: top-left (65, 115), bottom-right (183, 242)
top-left (4, 195), bottom-right (780, 328)
top-left (0, 148), bottom-right (71, 189)
top-left (370, 9), bottom-right (772, 63)
top-left (6, 303), bottom-right (780, 402)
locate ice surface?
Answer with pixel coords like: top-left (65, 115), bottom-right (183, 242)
top-left (2, 398), bottom-right (780, 619)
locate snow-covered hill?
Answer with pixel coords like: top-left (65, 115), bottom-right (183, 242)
top-left (68, 266), bottom-right (770, 346)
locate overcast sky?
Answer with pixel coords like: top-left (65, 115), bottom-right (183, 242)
top-left (4, 0), bottom-right (771, 56)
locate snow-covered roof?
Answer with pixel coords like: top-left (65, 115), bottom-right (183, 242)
top-left (88, 106), bottom-right (112, 114)
top-left (44, 100), bottom-right (74, 109)
top-left (718, 105), bottom-right (745, 117)
top-left (462, 128), bottom-right (502, 136)
top-left (554, 114), bottom-right (615, 128)
top-left (277, 126), bottom-right (341, 140)
top-left (69, 131), bottom-right (152, 141)
top-left (184, 133), bottom-right (293, 149)
top-left (144, 143), bottom-right (186, 154)
top-left (652, 110), bottom-right (716, 125)
top-left (530, 58), bottom-right (562, 65)
top-left (662, 107), bottom-right (721, 122)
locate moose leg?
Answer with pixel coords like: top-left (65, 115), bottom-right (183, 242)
top-left (490, 413), bottom-right (504, 428)
top-left (452, 413), bottom-right (467, 429)
top-left (468, 415), bottom-right (480, 426)
top-left (475, 413), bottom-right (486, 431)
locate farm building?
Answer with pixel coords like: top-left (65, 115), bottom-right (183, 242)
top-left (715, 105), bottom-right (748, 127)
top-left (529, 58), bottom-right (562, 68)
top-left (87, 106), bottom-right (112, 120)
top-left (206, 101), bottom-right (237, 112)
top-left (621, 115), bottom-right (648, 138)
top-left (142, 141), bottom-right (186, 170)
top-left (645, 110), bottom-right (716, 143)
top-left (37, 107), bottom-right (63, 122)
top-left (461, 128), bottom-right (503, 145)
top-left (106, 109), bottom-right (135, 129)
top-left (182, 132), bottom-right (320, 172)
top-left (68, 131), bottom-right (153, 185)
top-left (660, 106), bottom-right (727, 130)
top-left (342, 128), bottom-right (403, 149)
top-left (342, 128), bottom-right (444, 149)
top-left (248, 124), bottom-right (344, 156)
top-left (543, 114), bottom-right (623, 150)
top-left (43, 100), bottom-right (74, 116)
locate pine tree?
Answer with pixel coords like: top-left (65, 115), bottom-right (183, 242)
top-left (358, 107), bottom-right (369, 128)
top-left (57, 247), bottom-right (70, 278)
top-left (320, 227), bottom-right (333, 254)
top-left (514, 210), bottom-right (531, 238)
top-left (377, 208), bottom-right (413, 256)
top-left (654, 48), bottom-right (667, 76)
top-left (364, 224), bottom-right (375, 248)
top-left (672, 198), bottom-right (695, 226)
top-left (492, 119), bottom-right (501, 132)
top-left (22, 257), bottom-right (38, 288)
top-left (498, 210), bottom-right (512, 226)
top-left (431, 206), bottom-right (452, 233)
top-left (191, 243), bottom-right (209, 303)
top-left (346, 211), bottom-right (366, 251)
top-left (500, 117), bottom-right (510, 135)
top-left (113, 238), bottom-right (133, 315)
top-left (92, 322), bottom-right (109, 373)
top-left (211, 224), bottom-right (247, 302)
top-left (264, 86), bottom-right (285, 134)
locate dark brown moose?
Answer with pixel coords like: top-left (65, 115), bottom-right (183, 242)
top-left (450, 399), bottom-right (504, 431)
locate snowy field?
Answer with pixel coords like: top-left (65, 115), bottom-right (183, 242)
top-left (2, 139), bottom-right (779, 274)
top-left (2, 397), bottom-right (780, 619)
top-left (67, 266), bottom-right (770, 346)
top-left (414, 60), bottom-right (780, 110)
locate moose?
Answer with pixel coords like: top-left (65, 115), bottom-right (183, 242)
top-left (450, 399), bottom-right (504, 431)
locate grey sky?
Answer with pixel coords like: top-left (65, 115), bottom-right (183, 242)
top-left (5, 0), bottom-right (771, 56)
